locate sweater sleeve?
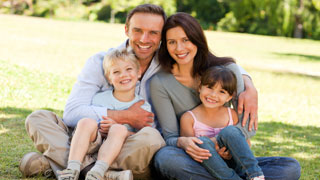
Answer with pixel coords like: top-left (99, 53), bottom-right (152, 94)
top-left (226, 63), bottom-right (256, 139)
top-left (150, 74), bottom-right (179, 146)
top-left (63, 52), bottom-right (109, 127)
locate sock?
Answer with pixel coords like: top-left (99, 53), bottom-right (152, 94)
top-left (90, 160), bottom-right (109, 177)
top-left (67, 160), bottom-right (81, 172)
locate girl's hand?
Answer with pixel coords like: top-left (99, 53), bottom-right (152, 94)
top-left (215, 144), bottom-right (232, 160)
top-left (98, 116), bottom-right (117, 134)
top-left (177, 137), bottom-right (212, 163)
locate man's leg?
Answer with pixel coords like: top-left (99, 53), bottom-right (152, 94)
top-left (110, 127), bottom-right (165, 180)
top-left (153, 146), bottom-right (218, 180)
top-left (23, 110), bottom-right (71, 177)
top-left (257, 157), bottom-right (301, 180)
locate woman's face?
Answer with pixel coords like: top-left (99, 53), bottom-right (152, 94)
top-left (166, 26), bottom-right (197, 66)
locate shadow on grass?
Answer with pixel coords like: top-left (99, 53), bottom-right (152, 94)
top-left (253, 121), bottom-right (320, 178)
top-left (0, 106), bottom-right (64, 122)
top-left (272, 52), bottom-right (320, 62)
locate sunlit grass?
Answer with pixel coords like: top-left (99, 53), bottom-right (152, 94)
top-left (0, 14), bottom-right (319, 179)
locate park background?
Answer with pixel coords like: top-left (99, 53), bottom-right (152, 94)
top-left (0, 0), bottom-right (320, 179)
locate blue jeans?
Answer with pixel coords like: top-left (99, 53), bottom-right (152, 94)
top-left (153, 141), bottom-right (301, 180)
top-left (197, 126), bottom-right (263, 180)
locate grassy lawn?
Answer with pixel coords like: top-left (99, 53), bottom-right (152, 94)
top-left (0, 14), bottom-right (319, 179)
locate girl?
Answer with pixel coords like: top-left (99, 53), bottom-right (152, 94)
top-left (180, 66), bottom-right (264, 180)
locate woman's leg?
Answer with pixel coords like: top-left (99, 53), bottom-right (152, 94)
top-left (198, 136), bottom-right (242, 180)
top-left (153, 146), bottom-right (218, 180)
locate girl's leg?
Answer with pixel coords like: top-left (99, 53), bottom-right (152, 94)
top-left (198, 136), bottom-right (242, 180)
top-left (217, 126), bottom-right (263, 179)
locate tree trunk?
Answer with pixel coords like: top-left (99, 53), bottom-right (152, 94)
top-left (294, 0), bottom-right (303, 38)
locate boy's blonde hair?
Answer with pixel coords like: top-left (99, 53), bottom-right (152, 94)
top-left (103, 47), bottom-right (140, 80)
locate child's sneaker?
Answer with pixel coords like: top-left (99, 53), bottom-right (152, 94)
top-left (57, 169), bottom-right (79, 180)
top-left (85, 171), bottom-right (103, 180)
top-left (105, 170), bottom-right (133, 180)
top-left (251, 175), bottom-right (265, 180)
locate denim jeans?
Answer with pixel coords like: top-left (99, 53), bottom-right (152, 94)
top-left (197, 126), bottom-right (263, 180)
top-left (154, 140), bottom-right (301, 180)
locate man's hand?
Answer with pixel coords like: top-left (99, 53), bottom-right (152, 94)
top-left (238, 75), bottom-right (258, 131)
top-left (107, 100), bottom-right (154, 130)
top-left (215, 143), bottom-right (232, 160)
top-left (177, 137), bottom-right (211, 163)
top-left (98, 116), bottom-right (117, 135)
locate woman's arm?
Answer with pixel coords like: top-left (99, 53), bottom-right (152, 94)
top-left (150, 75), bottom-right (180, 146)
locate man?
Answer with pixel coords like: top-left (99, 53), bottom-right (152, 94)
top-left (19, 3), bottom-right (263, 180)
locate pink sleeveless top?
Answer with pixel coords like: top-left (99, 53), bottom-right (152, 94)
top-left (189, 108), bottom-right (234, 138)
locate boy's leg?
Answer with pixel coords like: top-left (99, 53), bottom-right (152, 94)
top-left (110, 127), bottom-right (165, 179)
top-left (97, 124), bottom-right (128, 165)
top-left (217, 126), bottom-right (263, 179)
top-left (197, 136), bottom-right (242, 180)
top-left (23, 110), bottom-right (71, 177)
top-left (87, 124), bottom-right (129, 179)
top-left (68, 118), bottom-right (99, 162)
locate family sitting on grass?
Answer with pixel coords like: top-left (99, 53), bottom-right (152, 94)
top-left (19, 4), bottom-right (301, 180)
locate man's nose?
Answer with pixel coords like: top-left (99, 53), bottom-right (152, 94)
top-left (140, 32), bottom-right (149, 43)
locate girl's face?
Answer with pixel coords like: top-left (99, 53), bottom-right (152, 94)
top-left (166, 26), bottom-right (197, 66)
top-left (108, 59), bottom-right (140, 93)
top-left (199, 82), bottom-right (233, 109)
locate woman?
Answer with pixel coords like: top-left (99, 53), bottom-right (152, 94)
top-left (150, 12), bottom-right (301, 180)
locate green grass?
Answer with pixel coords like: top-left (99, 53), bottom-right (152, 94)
top-left (0, 14), bottom-right (320, 179)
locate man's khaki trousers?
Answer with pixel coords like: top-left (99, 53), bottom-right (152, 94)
top-left (25, 110), bottom-right (165, 179)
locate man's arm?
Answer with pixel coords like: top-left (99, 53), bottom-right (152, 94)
top-left (107, 100), bottom-right (154, 129)
top-left (239, 75), bottom-right (258, 131)
top-left (63, 52), bottom-right (109, 127)
top-left (236, 64), bottom-right (258, 131)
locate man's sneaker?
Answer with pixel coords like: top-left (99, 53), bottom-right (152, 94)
top-left (19, 152), bottom-right (53, 177)
top-left (251, 175), bottom-right (265, 180)
top-left (85, 171), bottom-right (103, 180)
top-left (57, 169), bottom-right (80, 180)
top-left (105, 170), bottom-right (133, 180)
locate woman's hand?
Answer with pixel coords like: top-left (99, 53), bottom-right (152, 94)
top-left (98, 116), bottom-right (117, 135)
top-left (177, 137), bottom-right (211, 163)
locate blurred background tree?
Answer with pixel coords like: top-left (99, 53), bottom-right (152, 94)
top-left (0, 0), bottom-right (319, 39)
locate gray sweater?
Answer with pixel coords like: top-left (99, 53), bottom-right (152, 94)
top-left (150, 63), bottom-right (255, 146)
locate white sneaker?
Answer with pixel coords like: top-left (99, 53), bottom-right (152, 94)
top-left (105, 170), bottom-right (133, 180)
top-left (251, 175), bottom-right (265, 180)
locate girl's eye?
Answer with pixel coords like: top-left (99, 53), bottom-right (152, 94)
top-left (220, 90), bottom-right (226, 94)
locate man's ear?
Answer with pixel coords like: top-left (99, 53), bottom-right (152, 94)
top-left (125, 25), bottom-right (129, 37)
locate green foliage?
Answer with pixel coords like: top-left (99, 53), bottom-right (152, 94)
top-left (217, 0), bottom-right (320, 39)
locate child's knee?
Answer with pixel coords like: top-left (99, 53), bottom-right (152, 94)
top-left (77, 118), bottom-right (98, 131)
top-left (109, 124), bottom-right (128, 137)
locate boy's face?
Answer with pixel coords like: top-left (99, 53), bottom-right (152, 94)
top-left (199, 82), bottom-right (233, 109)
top-left (125, 12), bottom-right (164, 63)
top-left (108, 59), bottom-right (140, 93)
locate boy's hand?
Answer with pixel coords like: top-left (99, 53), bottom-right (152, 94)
top-left (98, 116), bottom-right (117, 134)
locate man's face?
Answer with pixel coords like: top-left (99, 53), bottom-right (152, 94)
top-left (125, 13), bottom-right (164, 63)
